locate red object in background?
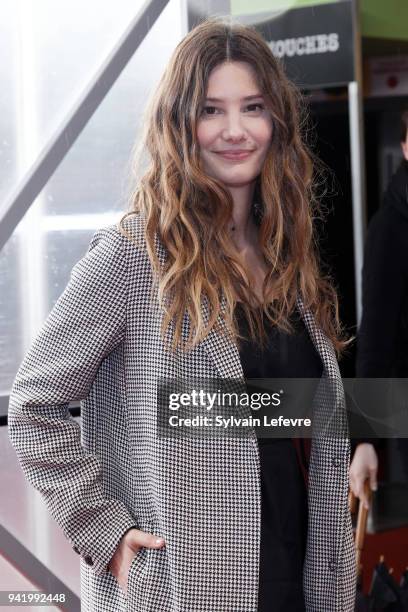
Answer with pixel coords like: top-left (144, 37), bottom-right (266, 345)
top-left (387, 75), bottom-right (399, 88)
top-left (360, 527), bottom-right (408, 594)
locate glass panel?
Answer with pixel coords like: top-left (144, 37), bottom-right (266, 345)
top-left (0, 3), bottom-right (18, 204)
top-left (0, 0), bottom-right (150, 204)
top-left (45, 229), bottom-right (95, 309)
top-left (43, 0), bottom-right (183, 216)
top-left (0, 0), bottom-right (183, 395)
top-left (0, 234), bottom-right (22, 395)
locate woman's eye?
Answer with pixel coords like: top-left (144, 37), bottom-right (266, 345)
top-left (202, 106), bottom-right (219, 116)
top-left (245, 103), bottom-right (264, 113)
top-left (200, 103), bottom-right (265, 116)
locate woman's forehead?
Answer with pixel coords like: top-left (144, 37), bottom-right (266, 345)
top-left (205, 62), bottom-right (262, 97)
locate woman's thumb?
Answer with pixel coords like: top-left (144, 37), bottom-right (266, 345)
top-left (369, 469), bottom-right (378, 492)
top-left (127, 529), bottom-right (165, 551)
top-left (145, 533), bottom-right (165, 549)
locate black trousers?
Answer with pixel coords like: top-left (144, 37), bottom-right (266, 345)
top-left (257, 439), bottom-right (308, 612)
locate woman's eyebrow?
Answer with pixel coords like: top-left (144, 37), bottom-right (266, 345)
top-left (204, 94), bottom-right (264, 102)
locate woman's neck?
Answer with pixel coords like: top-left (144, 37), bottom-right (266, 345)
top-left (227, 183), bottom-right (258, 250)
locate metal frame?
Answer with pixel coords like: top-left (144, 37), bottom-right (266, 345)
top-left (348, 79), bottom-right (367, 325)
top-left (0, 1), bottom-right (172, 594)
top-left (0, 0), bottom-right (170, 252)
top-left (0, 525), bottom-right (80, 612)
top-left (349, 0), bottom-right (367, 325)
top-left (0, 0), bottom-right (172, 419)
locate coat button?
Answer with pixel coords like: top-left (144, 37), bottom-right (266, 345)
top-left (84, 556), bottom-right (94, 566)
top-left (331, 456), bottom-right (342, 468)
top-left (328, 560), bottom-right (337, 572)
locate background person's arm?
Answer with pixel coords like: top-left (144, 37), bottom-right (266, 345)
top-left (8, 226), bottom-right (137, 576)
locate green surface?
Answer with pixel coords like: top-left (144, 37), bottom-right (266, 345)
top-left (231, 0), bottom-right (408, 42)
top-left (231, 0), bottom-right (338, 14)
top-left (361, 0), bottom-right (408, 41)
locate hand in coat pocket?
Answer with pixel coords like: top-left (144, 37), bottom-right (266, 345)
top-left (108, 528), bottom-right (165, 595)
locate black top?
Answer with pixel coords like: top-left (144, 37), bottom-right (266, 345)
top-left (235, 302), bottom-right (323, 380)
top-left (234, 303), bottom-right (323, 612)
top-left (235, 303), bottom-right (323, 445)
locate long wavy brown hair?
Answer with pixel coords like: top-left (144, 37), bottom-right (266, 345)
top-left (119, 16), bottom-right (349, 357)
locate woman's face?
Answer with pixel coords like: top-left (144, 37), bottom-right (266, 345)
top-left (196, 61), bottom-right (273, 189)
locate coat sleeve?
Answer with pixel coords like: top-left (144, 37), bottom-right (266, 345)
top-left (8, 225), bottom-right (138, 576)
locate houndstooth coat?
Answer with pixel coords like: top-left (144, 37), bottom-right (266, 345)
top-left (8, 212), bottom-right (356, 611)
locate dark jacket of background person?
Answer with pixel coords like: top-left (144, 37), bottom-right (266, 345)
top-left (357, 160), bottom-right (408, 379)
top-left (355, 160), bottom-right (408, 471)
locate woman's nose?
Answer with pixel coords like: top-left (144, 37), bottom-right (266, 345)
top-left (221, 112), bottom-right (247, 141)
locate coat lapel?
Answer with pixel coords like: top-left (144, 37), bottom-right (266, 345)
top-left (296, 296), bottom-right (342, 381)
top-left (198, 294), bottom-right (245, 380)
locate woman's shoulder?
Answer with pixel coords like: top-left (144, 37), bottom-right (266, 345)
top-left (117, 211), bottom-right (146, 240)
top-left (82, 213), bottom-right (151, 280)
top-left (89, 212), bottom-right (148, 255)
top-left (115, 211), bottom-right (148, 252)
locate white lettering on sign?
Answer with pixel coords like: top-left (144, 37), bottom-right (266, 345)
top-left (270, 33), bottom-right (339, 58)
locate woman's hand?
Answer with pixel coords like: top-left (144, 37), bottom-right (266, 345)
top-left (349, 443), bottom-right (378, 510)
top-left (108, 528), bottom-right (165, 595)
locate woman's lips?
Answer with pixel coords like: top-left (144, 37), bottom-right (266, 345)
top-left (213, 150), bottom-right (254, 160)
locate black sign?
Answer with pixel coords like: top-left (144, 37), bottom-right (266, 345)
top-left (252, 1), bottom-right (355, 88)
top-left (187, 0), bottom-right (355, 89)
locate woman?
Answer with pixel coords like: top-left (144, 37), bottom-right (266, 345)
top-left (9, 16), bottom-right (362, 612)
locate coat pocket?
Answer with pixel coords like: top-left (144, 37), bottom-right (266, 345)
top-left (125, 525), bottom-right (154, 611)
top-left (125, 547), bottom-right (149, 610)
